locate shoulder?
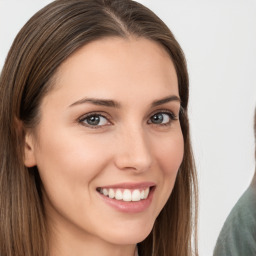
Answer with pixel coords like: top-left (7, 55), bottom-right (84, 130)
top-left (213, 185), bottom-right (256, 256)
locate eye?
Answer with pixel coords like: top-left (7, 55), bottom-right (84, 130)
top-left (79, 114), bottom-right (110, 128)
top-left (148, 111), bottom-right (177, 125)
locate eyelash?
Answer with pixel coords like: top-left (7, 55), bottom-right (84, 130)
top-left (78, 112), bottom-right (111, 129)
top-left (78, 110), bottom-right (178, 129)
top-left (148, 110), bottom-right (178, 126)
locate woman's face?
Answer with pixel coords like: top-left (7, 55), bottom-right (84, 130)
top-left (25, 37), bottom-right (184, 248)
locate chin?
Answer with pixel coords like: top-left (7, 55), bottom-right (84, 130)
top-left (100, 220), bottom-right (154, 245)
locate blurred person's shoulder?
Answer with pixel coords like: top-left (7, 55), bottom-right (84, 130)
top-left (213, 184), bottom-right (256, 256)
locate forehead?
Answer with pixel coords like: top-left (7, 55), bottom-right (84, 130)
top-left (43, 37), bottom-right (179, 108)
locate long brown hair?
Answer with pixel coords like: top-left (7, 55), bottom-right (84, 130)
top-left (0, 1), bottom-right (198, 255)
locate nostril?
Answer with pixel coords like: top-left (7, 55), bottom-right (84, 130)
top-left (114, 153), bottom-right (152, 172)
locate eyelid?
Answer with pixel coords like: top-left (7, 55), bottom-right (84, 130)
top-left (149, 109), bottom-right (178, 119)
top-left (147, 109), bottom-right (178, 126)
top-left (77, 109), bottom-right (179, 129)
top-left (78, 111), bottom-right (112, 128)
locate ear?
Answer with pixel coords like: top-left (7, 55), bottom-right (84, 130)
top-left (24, 132), bottom-right (37, 168)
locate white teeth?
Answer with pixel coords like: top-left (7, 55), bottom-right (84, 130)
top-left (140, 190), bottom-right (145, 199)
top-left (132, 189), bottom-right (141, 201)
top-left (103, 188), bottom-right (108, 196)
top-left (109, 188), bottom-right (115, 199)
top-left (115, 189), bottom-right (122, 200)
top-left (144, 188), bottom-right (150, 199)
top-left (98, 187), bottom-right (151, 201)
top-left (123, 189), bottom-right (132, 201)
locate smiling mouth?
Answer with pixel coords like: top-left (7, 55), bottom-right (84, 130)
top-left (96, 187), bottom-right (154, 202)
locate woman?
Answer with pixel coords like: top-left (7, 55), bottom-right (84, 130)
top-left (0, 0), bottom-right (198, 255)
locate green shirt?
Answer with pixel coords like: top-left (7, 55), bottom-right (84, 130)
top-left (213, 185), bottom-right (256, 256)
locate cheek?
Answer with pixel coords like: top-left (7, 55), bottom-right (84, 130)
top-left (155, 131), bottom-right (184, 176)
top-left (36, 127), bottom-right (109, 173)
top-left (150, 130), bottom-right (184, 215)
top-left (34, 129), bottom-right (113, 203)
top-left (34, 130), bottom-right (115, 228)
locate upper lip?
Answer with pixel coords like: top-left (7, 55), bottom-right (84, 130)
top-left (97, 182), bottom-right (156, 189)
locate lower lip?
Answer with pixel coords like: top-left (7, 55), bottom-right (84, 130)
top-left (97, 187), bottom-right (155, 213)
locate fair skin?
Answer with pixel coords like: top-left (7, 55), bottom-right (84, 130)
top-left (24, 37), bottom-right (184, 256)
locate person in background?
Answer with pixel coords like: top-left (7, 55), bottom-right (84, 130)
top-left (213, 108), bottom-right (256, 256)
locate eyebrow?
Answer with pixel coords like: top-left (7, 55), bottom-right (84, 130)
top-left (69, 98), bottom-right (121, 108)
top-left (151, 95), bottom-right (181, 107)
top-left (69, 95), bottom-right (180, 108)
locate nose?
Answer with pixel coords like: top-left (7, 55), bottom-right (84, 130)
top-left (114, 127), bottom-right (152, 173)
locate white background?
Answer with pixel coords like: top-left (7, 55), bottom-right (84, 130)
top-left (0, 1), bottom-right (255, 255)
